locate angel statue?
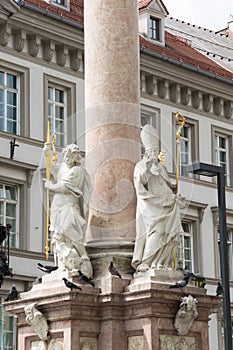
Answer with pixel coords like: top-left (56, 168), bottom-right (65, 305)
top-left (44, 143), bottom-right (93, 278)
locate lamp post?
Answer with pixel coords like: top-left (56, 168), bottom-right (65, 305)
top-left (185, 162), bottom-right (232, 350)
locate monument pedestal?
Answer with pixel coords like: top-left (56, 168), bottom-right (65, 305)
top-left (5, 275), bottom-right (220, 350)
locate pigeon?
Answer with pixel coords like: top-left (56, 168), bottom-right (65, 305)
top-left (216, 282), bottom-right (223, 296)
top-left (5, 285), bottom-right (19, 301)
top-left (62, 278), bottom-right (82, 291)
top-left (78, 270), bottom-right (95, 287)
top-left (37, 263), bottom-right (58, 273)
top-left (108, 261), bottom-right (122, 278)
top-left (169, 275), bottom-right (190, 289)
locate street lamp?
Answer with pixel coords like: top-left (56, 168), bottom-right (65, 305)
top-left (185, 162), bottom-right (232, 350)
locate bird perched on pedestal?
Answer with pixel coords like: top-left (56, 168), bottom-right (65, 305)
top-left (216, 281), bottom-right (223, 296)
top-left (78, 270), bottom-right (95, 287)
top-left (37, 263), bottom-right (58, 274)
top-left (108, 261), bottom-right (122, 278)
top-left (62, 278), bottom-right (82, 291)
top-left (169, 275), bottom-right (191, 289)
top-left (5, 285), bottom-right (19, 301)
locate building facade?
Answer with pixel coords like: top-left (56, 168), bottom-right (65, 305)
top-left (0, 0), bottom-right (232, 349)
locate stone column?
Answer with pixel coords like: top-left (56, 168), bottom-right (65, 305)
top-left (84, 0), bottom-right (141, 260)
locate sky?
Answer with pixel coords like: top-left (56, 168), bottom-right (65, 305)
top-left (163, 0), bottom-right (233, 31)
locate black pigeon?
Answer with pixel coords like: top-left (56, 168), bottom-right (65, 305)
top-left (169, 275), bottom-right (190, 289)
top-left (216, 282), bottom-right (223, 296)
top-left (37, 263), bottom-right (58, 274)
top-left (108, 261), bottom-right (122, 278)
top-left (5, 285), bottom-right (19, 301)
top-left (78, 270), bottom-right (95, 287)
top-left (62, 278), bottom-right (82, 291)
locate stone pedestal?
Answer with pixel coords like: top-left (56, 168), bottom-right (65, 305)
top-left (5, 276), bottom-right (220, 350)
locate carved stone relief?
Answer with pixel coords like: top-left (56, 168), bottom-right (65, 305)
top-left (28, 34), bottom-right (41, 57)
top-left (174, 295), bottom-right (198, 336)
top-left (42, 40), bottom-right (55, 62)
top-left (13, 29), bottom-right (26, 52)
top-left (24, 303), bottom-right (49, 341)
top-left (56, 45), bottom-right (68, 66)
top-left (31, 339), bottom-right (64, 350)
top-left (160, 335), bottom-right (196, 350)
top-left (0, 24), bottom-right (10, 46)
top-left (70, 49), bottom-right (82, 71)
top-left (128, 335), bottom-right (143, 350)
top-left (80, 337), bottom-right (98, 350)
top-left (213, 97), bottom-right (223, 116)
top-left (180, 86), bottom-right (191, 105)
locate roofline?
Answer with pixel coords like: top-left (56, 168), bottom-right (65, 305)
top-left (140, 47), bottom-right (233, 85)
top-left (16, 0), bottom-right (84, 30)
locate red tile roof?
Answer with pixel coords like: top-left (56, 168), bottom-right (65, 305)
top-left (21, 0), bottom-right (233, 81)
top-left (23, 0), bottom-right (84, 24)
top-left (138, 0), bottom-right (168, 14)
top-left (140, 32), bottom-right (233, 80)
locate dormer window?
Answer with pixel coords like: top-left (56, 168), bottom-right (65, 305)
top-left (149, 17), bottom-right (160, 41)
top-left (51, 0), bottom-right (70, 11)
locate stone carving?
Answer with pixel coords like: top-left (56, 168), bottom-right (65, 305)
top-left (191, 90), bottom-right (201, 109)
top-left (31, 339), bottom-right (64, 350)
top-left (24, 303), bottom-right (49, 341)
top-left (146, 75), bottom-right (157, 95)
top-left (132, 124), bottom-right (185, 273)
top-left (174, 294), bottom-right (198, 336)
top-left (128, 335), bottom-right (143, 350)
top-left (28, 34), bottom-right (40, 57)
top-left (157, 79), bottom-right (168, 98)
top-left (180, 86), bottom-right (191, 106)
top-left (56, 45), bottom-right (68, 66)
top-left (160, 335), bottom-right (196, 350)
top-left (13, 29), bottom-right (26, 52)
top-left (169, 83), bottom-right (180, 103)
top-left (70, 49), bottom-right (82, 71)
top-left (202, 94), bottom-right (212, 112)
top-left (224, 100), bottom-right (233, 119)
top-left (44, 144), bottom-right (93, 277)
top-left (43, 40), bottom-right (55, 62)
top-left (80, 337), bottom-right (97, 350)
top-left (213, 97), bottom-right (223, 116)
top-left (0, 24), bottom-right (10, 46)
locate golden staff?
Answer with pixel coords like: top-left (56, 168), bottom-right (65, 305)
top-left (174, 112), bottom-right (185, 269)
top-left (175, 112), bottom-right (186, 194)
top-left (45, 122), bottom-right (57, 260)
top-left (45, 121), bottom-right (51, 260)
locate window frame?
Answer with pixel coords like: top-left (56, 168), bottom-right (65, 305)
top-left (0, 61), bottom-right (29, 138)
top-left (213, 128), bottom-right (232, 187)
top-left (0, 300), bottom-right (17, 350)
top-left (149, 16), bottom-right (161, 41)
top-left (44, 75), bottom-right (76, 147)
top-left (173, 114), bottom-right (199, 177)
top-left (140, 105), bottom-right (160, 156)
top-left (0, 184), bottom-right (19, 248)
top-left (177, 221), bottom-right (194, 271)
top-left (51, 0), bottom-right (70, 11)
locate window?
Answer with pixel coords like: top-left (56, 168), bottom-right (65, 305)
top-left (177, 222), bottom-right (193, 271)
top-left (0, 184), bottom-right (18, 248)
top-left (214, 134), bottom-right (231, 186)
top-left (48, 86), bottom-right (67, 147)
top-left (45, 75), bottom-right (76, 147)
top-left (141, 107), bottom-right (160, 155)
top-left (51, 0), bottom-right (70, 10)
top-left (0, 71), bottom-right (19, 135)
top-left (0, 302), bottom-right (16, 350)
top-left (175, 117), bottom-right (199, 177)
top-left (149, 17), bottom-right (160, 41)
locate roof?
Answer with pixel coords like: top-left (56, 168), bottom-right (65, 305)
top-left (138, 0), bottom-right (168, 14)
top-left (165, 17), bottom-right (233, 74)
top-left (140, 32), bottom-right (233, 80)
top-left (18, 0), bottom-right (233, 81)
top-left (19, 0), bottom-right (84, 24)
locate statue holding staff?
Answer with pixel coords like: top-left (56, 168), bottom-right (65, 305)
top-left (132, 124), bottom-right (186, 273)
top-left (43, 142), bottom-right (93, 278)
